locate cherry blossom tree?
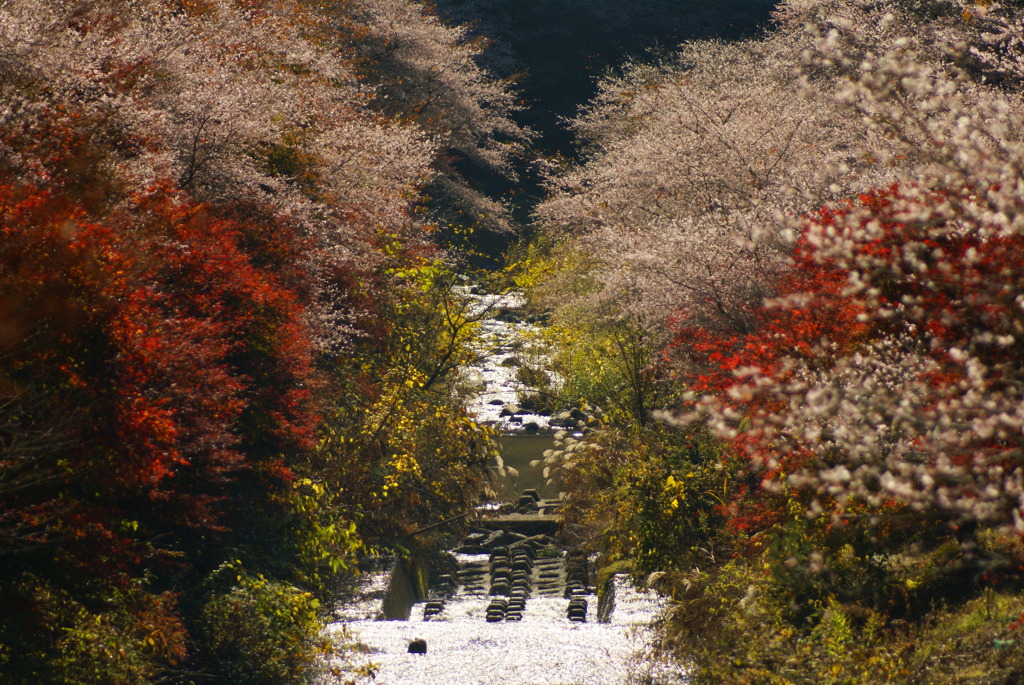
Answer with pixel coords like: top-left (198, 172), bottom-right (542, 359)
top-left (532, 0), bottom-right (1024, 334)
top-left (668, 2), bottom-right (1024, 537)
top-left (330, 0), bottom-right (531, 237)
top-left (534, 34), bottom-right (899, 334)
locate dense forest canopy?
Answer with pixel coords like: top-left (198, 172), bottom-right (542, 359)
top-left (6, 0), bottom-right (1024, 683)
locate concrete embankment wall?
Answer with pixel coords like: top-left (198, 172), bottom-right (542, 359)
top-left (381, 557), bottom-right (430, 620)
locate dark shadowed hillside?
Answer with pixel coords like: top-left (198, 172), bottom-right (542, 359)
top-left (434, 0), bottom-right (778, 154)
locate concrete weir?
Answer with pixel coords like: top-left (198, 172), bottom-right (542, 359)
top-left (407, 490), bottom-right (607, 631)
top-left (471, 512), bottom-right (560, 535)
top-left (436, 526), bottom-right (579, 624)
top-left (328, 522), bottom-right (683, 684)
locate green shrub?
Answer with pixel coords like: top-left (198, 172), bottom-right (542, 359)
top-left (537, 544), bottom-right (564, 559)
top-left (656, 528), bottom-right (1024, 685)
top-left (198, 573), bottom-right (332, 685)
top-left (660, 560), bottom-right (905, 685)
top-left (557, 421), bottom-right (733, 575)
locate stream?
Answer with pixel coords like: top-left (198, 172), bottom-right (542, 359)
top-left (325, 290), bottom-right (687, 684)
top-left (329, 574), bottom-right (679, 684)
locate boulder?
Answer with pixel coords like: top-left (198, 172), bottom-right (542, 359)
top-left (518, 394), bottom-right (551, 414)
top-left (550, 411), bottom-right (577, 428)
top-left (483, 530), bottom-right (510, 548)
top-left (494, 307), bottom-right (524, 323)
top-left (408, 639), bottom-right (427, 654)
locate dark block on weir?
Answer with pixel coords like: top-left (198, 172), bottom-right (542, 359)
top-left (517, 495), bottom-right (539, 510)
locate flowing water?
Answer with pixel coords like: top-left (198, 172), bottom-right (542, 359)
top-left (326, 289), bottom-right (687, 684)
top-left (458, 288), bottom-right (557, 433)
top-left (328, 573), bottom-right (682, 685)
